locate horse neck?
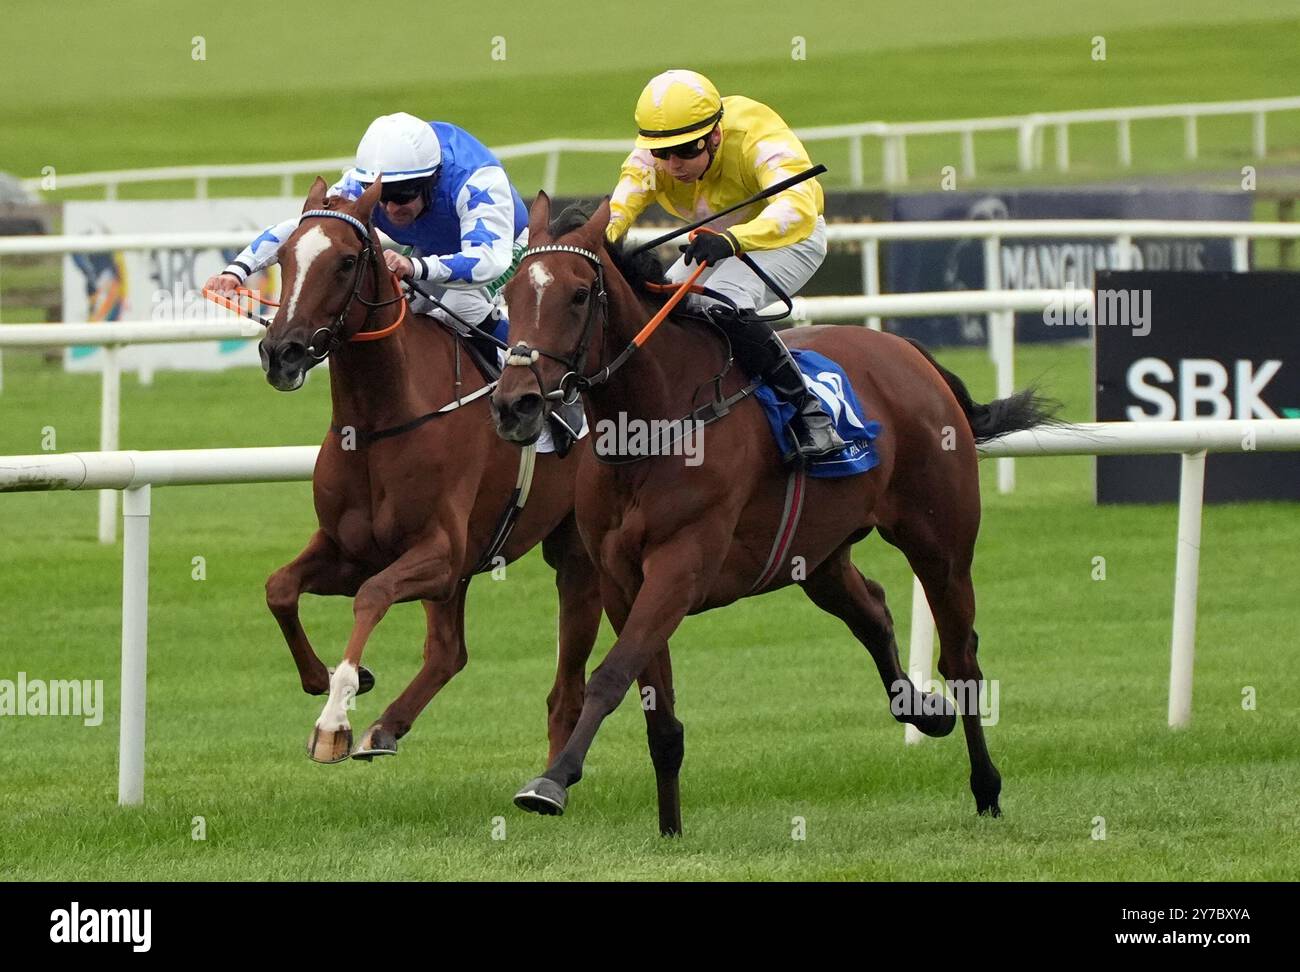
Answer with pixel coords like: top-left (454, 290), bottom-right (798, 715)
top-left (326, 264), bottom-right (444, 431)
top-left (586, 261), bottom-right (719, 425)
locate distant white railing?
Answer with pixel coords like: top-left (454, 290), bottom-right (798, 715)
top-left (5, 419), bottom-right (1298, 802)
top-left (17, 95), bottom-right (1300, 197)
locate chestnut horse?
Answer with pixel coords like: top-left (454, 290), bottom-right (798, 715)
top-left (258, 177), bottom-right (600, 765)
top-left (491, 194), bottom-right (1056, 836)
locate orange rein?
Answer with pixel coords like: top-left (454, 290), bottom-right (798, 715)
top-left (201, 268), bottom-right (408, 342)
top-left (624, 226), bottom-right (729, 349)
top-left (348, 270), bottom-right (408, 341)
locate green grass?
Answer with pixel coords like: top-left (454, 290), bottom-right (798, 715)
top-left (1, 2), bottom-right (1299, 881)
top-left (1, 344), bottom-right (1297, 880)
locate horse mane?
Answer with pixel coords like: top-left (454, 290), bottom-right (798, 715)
top-left (549, 203), bottom-right (667, 296)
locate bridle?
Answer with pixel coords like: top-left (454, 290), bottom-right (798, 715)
top-left (296, 208), bottom-right (407, 360)
top-left (503, 243), bottom-right (620, 406)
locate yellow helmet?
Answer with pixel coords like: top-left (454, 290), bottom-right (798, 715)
top-left (634, 70), bottom-right (722, 150)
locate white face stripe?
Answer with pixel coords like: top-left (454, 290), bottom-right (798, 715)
top-left (285, 225), bottom-right (332, 321)
top-left (528, 261), bottom-right (553, 318)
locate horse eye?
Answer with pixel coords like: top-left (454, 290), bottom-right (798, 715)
top-left (339, 255), bottom-right (357, 273)
top-left (573, 288), bottom-right (589, 306)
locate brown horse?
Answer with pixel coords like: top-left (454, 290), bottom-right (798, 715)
top-left (491, 194), bottom-right (1056, 836)
top-left (258, 177), bottom-right (601, 765)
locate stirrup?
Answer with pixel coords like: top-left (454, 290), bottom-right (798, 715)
top-left (788, 404), bottom-right (847, 461)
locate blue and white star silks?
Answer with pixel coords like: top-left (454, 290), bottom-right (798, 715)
top-left (463, 184), bottom-right (495, 211)
top-left (414, 161), bottom-right (520, 288)
top-left (439, 252), bottom-right (481, 283)
top-left (223, 122), bottom-right (529, 292)
top-left (462, 218), bottom-right (501, 248)
top-left (222, 216), bottom-right (299, 282)
top-left (249, 227), bottom-right (282, 255)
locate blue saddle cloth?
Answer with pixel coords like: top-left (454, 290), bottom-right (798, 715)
top-left (753, 348), bottom-right (882, 478)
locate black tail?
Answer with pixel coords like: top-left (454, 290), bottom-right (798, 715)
top-left (904, 338), bottom-right (1062, 443)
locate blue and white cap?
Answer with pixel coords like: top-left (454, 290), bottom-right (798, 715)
top-left (350, 112), bottom-right (441, 184)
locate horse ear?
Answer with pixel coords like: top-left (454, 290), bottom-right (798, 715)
top-left (528, 191), bottom-right (552, 239)
top-left (354, 177), bottom-right (383, 222)
top-left (303, 176), bottom-right (328, 212)
top-left (584, 197), bottom-right (612, 242)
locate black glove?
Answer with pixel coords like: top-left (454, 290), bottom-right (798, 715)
top-left (680, 231), bottom-right (738, 267)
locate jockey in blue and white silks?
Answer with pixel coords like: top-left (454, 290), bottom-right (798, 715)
top-left (207, 112), bottom-right (529, 333)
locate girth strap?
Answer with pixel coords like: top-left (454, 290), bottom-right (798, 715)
top-left (472, 443), bottom-right (538, 576)
top-left (748, 467), bottom-right (807, 594)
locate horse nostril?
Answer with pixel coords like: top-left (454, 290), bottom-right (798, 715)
top-left (514, 393), bottom-right (543, 419)
top-left (279, 341), bottom-right (307, 367)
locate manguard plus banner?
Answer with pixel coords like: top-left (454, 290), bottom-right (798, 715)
top-left (886, 189), bottom-right (1253, 347)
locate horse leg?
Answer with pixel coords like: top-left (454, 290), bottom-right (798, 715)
top-left (265, 529), bottom-right (373, 697)
top-left (513, 541), bottom-right (703, 825)
top-left (308, 536), bottom-right (461, 763)
top-left (799, 544), bottom-right (956, 738)
top-left (541, 516), bottom-right (603, 763)
top-left (353, 582), bottom-right (470, 760)
top-left (895, 525), bottom-right (1002, 817)
top-left (636, 649), bottom-right (685, 836)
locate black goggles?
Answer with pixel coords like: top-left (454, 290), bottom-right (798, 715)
top-left (379, 182), bottom-right (425, 204)
top-left (650, 137), bottom-right (709, 161)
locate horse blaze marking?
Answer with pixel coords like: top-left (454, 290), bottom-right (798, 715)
top-left (286, 226), bottom-right (332, 321)
top-left (528, 262), bottom-right (553, 316)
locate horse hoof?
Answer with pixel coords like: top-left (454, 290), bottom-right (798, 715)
top-left (514, 777), bottom-right (567, 816)
top-left (307, 725), bottom-right (353, 763)
top-left (978, 802), bottom-right (1002, 818)
top-left (357, 666), bottom-right (375, 696)
top-left (914, 693), bottom-right (957, 737)
top-left (351, 723), bottom-right (398, 762)
top-left (323, 665), bottom-right (375, 696)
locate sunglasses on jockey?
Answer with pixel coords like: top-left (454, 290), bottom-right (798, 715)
top-left (650, 136), bottom-right (710, 161)
top-left (361, 171), bottom-right (439, 205)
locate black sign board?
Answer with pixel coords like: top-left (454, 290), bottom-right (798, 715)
top-left (1094, 271), bottom-right (1300, 503)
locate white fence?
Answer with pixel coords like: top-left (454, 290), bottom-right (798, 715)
top-left (17, 96), bottom-right (1300, 197)
top-left (906, 419), bottom-right (1300, 743)
top-left (3, 419), bottom-right (1298, 804)
top-left (6, 215), bottom-right (1300, 508)
top-left (0, 288), bottom-right (1092, 543)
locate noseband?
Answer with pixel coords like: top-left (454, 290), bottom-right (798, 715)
top-left (297, 208), bottom-right (405, 360)
top-left (505, 244), bottom-right (610, 406)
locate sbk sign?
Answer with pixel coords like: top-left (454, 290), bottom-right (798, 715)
top-left (1126, 357), bottom-right (1283, 420)
top-left (1094, 271), bottom-right (1300, 504)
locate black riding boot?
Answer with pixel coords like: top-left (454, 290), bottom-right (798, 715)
top-left (706, 305), bottom-right (847, 462)
top-left (468, 312), bottom-right (503, 369)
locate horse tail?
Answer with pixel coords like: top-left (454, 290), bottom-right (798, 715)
top-left (904, 338), bottom-right (1062, 443)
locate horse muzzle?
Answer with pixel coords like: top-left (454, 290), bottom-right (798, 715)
top-left (260, 337), bottom-right (309, 392)
top-left (491, 390), bottom-right (546, 445)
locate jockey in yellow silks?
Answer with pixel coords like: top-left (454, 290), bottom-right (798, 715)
top-left (605, 69), bottom-right (845, 461)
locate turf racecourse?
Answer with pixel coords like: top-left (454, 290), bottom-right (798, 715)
top-left (1, 343), bottom-right (1297, 881)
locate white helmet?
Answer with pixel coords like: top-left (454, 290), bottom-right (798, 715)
top-left (352, 112), bottom-right (441, 184)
